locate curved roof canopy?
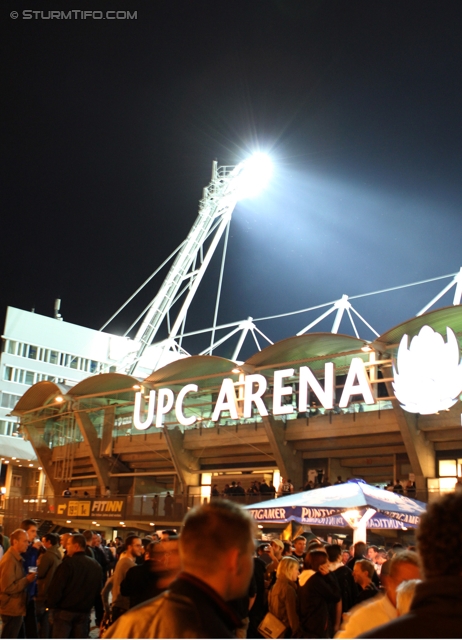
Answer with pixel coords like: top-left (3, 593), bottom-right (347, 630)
top-left (13, 381), bottom-right (66, 415)
top-left (68, 373), bottom-right (140, 398)
top-left (245, 333), bottom-right (368, 370)
top-left (375, 305), bottom-right (462, 348)
top-left (145, 355), bottom-right (236, 387)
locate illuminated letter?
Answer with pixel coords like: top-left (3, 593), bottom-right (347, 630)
top-left (134, 390), bottom-right (155, 430)
top-left (243, 374), bottom-right (268, 418)
top-left (212, 378), bottom-right (238, 421)
top-left (155, 388), bottom-right (174, 428)
top-left (339, 358), bottom-right (374, 408)
top-left (175, 384), bottom-right (198, 426)
top-left (273, 368), bottom-right (294, 415)
top-left (298, 363), bottom-right (335, 411)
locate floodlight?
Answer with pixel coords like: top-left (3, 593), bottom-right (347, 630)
top-left (237, 153), bottom-right (273, 200)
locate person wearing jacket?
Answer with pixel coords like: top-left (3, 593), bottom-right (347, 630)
top-left (35, 533), bottom-right (62, 639)
top-left (360, 492), bottom-right (462, 639)
top-left (47, 533), bottom-right (103, 639)
top-left (103, 500), bottom-right (254, 639)
top-left (268, 556), bottom-right (301, 638)
top-left (299, 548), bottom-right (341, 638)
top-left (0, 529), bottom-right (37, 639)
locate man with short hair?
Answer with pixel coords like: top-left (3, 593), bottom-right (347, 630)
top-left (0, 529), bottom-right (36, 638)
top-left (326, 544), bottom-right (357, 614)
top-left (353, 560), bottom-right (379, 603)
top-left (104, 499), bottom-right (255, 638)
top-left (36, 532), bottom-right (62, 638)
top-left (90, 532), bottom-right (107, 627)
top-left (360, 492), bottom-right (462, 638)
top-left (120, 537), bottom-right (181, 609)
top-left (110, 535), bottom-right (143, 621)
top-left (336, 551), bottom-right (421, 638)
top-left (20, 518), bottom-right (43, 638)
top-left (47, 533), bottom-right (103, 639)
top-left (291, 536), bottom-right (306, 569)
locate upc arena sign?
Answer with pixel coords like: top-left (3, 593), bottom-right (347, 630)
top-left (133, 357), bottom-right (375, 430)
top-left (132, 326), bottom-right (462, 430)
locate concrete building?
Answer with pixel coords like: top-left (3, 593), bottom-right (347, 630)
top-left (4, 304), bottom-right (462, 536)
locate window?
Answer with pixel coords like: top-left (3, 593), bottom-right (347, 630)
top-left (90, 360), bottom-right (98, 373)
top-left (49, 351), bottom-right (59, 365)
top-left (25, 371), bottom-right (35, 385)
top-left (69, 356), bottom-right (79, 370)
top-left (439, 459), bottom-right (457, 477)
top-left (0, 420), bottom-right (14, 435)
top-left (7, 340), bottom-right (17, 355)
top-left (27, 345), bottom-right (38, 360)
top-left (0, 393), bottom-right (20, 409)
top-left (4, 366), bottom-right (13, 381)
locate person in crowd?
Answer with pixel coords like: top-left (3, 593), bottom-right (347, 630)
top-left (267, 481), bottom-right (276, 498)
top-left (395, 579), bottom-right (421, 616)
top-left (256, 544), bottom-right (272, 566)
top-left (259, 479), bottom-right (270, 496)
top-left (160, 529), bottom-right (177, 541)
top-left (164, 492), bottom-right (174, 517)
top-left (393, 480), bottom-right (404, 495)
top-left (151, 495), bottom-right (159, 515)
top-left (299, 549), bottom-right (341, 637)
top-left (326, 544), bottom-right (357, 614)
top-left (360, 492), bottom-right (462, 638)
top-left (90, 532), bottom-right (108, 627)
top-left (120, 537), bottom-right (180, 609)
top-left (405, 479), bottom-right (416, 498)
top-left (291, 536), bottom-right (306, 570)
top-left (366, 545), bottom-right (378, 565)
top-left (342, 550), bottom-right (351, 565)
top-left (46, 533), bottom-right (102, 639)
top-left (59, 533), bottom-right (71, 558)
top-left (353, 560), bottom-right (379, 603)
top-left (110, 535), bottom-right (143, 621)
top-left (336, 550), bottom-right (421, 638)
top-left (347, 542), bottom-right (380, 587)
top-left (104, 499), bottom-right (255, 638)
top-left (0, 529), bottom-right (37, 639)
top-left (20, 518), bottom-right (43, 638)
top-left (0, 527), bottom-right (10, 553)
top-left (35, 532), bottom-right (62, 639)
top-left (267, 556), bottom-right (301, 638)
top-left (211, 484), bottom-right (220, 497)
top-left (280, 478), bottom-right (294, 495)
top-left (283, 541), bottom-right (293, 556)
top-left (265, 539), bottom-right (284, 587)
top-left (82, 530), bottom-right (95, 559)
top-left (248, 553), bottom-right (267, 638)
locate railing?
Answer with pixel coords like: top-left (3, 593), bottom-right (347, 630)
top-left (2, 486), bottom-right (431, 534)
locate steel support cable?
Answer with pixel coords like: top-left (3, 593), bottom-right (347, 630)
top-left (99, 240), bottom-right (186, 332)
top-left (251, 272), bottom-right (458, 323)
top-left (210, 219), bottom-right (231, 355)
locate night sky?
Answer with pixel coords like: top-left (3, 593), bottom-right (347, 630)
top-left (3, 1), bottom-right (462, 359)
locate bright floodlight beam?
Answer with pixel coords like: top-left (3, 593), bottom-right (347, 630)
top-left (237, 152), bottom-right (273, 200)
top-left (124, 152), bottom-right (272, 375)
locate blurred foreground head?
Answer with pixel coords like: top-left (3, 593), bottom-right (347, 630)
top-left (417, 491), bottom-right (462, 578)
top-left (180, 499), bottom-right (255, 600)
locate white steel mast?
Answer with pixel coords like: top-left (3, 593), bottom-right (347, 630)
top-left (125, 156), bottom-right (269, 374)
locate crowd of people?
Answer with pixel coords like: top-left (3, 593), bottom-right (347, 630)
top-left (0, 491), bottom-right (461, 638)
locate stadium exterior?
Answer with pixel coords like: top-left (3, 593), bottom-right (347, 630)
top-left (3, 304), bottom-right (461, 535)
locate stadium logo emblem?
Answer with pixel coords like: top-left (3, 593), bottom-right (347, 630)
top-left (393, 325), bottom-right (462, 414)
